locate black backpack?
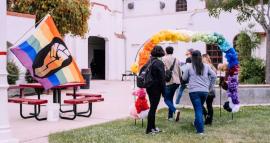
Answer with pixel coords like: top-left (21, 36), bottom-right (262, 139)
top-left (136, 59), bottom-right (157, 88)
top-left (165, 58), bottom-right (176, 82)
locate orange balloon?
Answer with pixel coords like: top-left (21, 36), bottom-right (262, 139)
top-left (144, 45), bottom-right (153, 51)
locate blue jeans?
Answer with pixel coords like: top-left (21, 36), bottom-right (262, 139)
top-left (189, 92), bottom-right (208, 133)
top-left (164, 83), bottom-right (179, 118)
top-left (175, 84), bottom-right (187, 104)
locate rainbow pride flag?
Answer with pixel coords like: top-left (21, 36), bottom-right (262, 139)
top-left (11, 14), bottom-right (84, 89)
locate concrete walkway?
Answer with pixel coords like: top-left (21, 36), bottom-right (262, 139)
top-left (8, 80), bottom-right (166, 143)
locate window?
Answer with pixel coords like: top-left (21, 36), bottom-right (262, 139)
top-left (176, 0), bottom-right (187, 12)
top-left (206, 44), bottom-right (223, 68)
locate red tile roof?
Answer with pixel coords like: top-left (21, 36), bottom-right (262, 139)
top-left (7, 11), bottom-right (36, 19)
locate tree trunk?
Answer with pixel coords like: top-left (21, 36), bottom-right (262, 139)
top-left (265, 30), bottom-right (270, 83)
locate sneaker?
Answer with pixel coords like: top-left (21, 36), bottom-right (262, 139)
top-left (153, 127), bottom-right (162, 133)
top-left (146, 129), bottom-right (156, 135)
top-left (205, 116), bottom-right (212, 125)
top-left (168, 118), bottom-right (174, 121)
top-left (198, 133), bottom-right (204, 135)
top-left (175, 110), bottom-right (181, 122)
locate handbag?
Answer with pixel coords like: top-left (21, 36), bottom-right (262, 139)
top-left (165, 58), bottom-right (176, 82)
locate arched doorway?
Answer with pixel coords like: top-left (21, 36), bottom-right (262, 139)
top-left (88, 36), bottom-right (105, 79)
top-left (233, 33), bottom-right (252, 60)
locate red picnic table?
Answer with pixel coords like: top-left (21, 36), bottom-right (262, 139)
top-left (8, 82), bottom-right (105, 120)
top-left (19, 82), bottom-right (86, 103)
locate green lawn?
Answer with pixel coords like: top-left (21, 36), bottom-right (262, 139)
top-left (49, 106), bottom-right (270, 143)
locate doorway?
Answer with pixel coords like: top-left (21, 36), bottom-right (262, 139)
top-left (88, 36), bottom-right (105, 79)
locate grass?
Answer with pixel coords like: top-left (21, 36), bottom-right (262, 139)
top-left (49, 106), bottom-right (270, 143)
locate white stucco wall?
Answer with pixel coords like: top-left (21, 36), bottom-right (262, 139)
top-left (124, 0), bottom-right (205, 17)
top-left (253, 36), bottom-right (267, 60)
top-left (65, 36), bottom-right (91, 72)
top-left (69, 0), bottom-right (267, 80)
top-left (123, 0), bottom-right (266, 69)
top-left (73, 0), bottom-right (125, 80)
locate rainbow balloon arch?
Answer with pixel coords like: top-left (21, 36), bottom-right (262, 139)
top-left (131, 30), bottom-right (240, 113)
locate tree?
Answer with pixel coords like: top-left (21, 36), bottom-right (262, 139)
top-left (235, 24), bottom-right (261, 60)
top-left (8, 0), bottom-right (91, 37)
top-left (206, 0), bottom-right (270, 83)
top-left (235, 26), bottom-right (265, 84)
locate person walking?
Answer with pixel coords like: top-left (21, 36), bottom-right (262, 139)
top-left (175, 57), bottom-right (191, 105)
top-left (162, 46), bottom-right (181, 121)
top-left (182, 50), bottom-right (216, 134)
top-left (144, 45), bottom-right (166, 134)
top-left (175, 48), bottom-right (194, 105)
top-left (202, 54), bottom-right (217, 125)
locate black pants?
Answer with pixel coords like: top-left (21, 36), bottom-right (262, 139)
top-left (146, 86), bottom-right (162, 132)
top-left (203, 91), bottom-right (215, 123)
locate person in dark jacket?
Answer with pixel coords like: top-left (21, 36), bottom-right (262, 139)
top-left (145, 45), bottom-right (165, 134)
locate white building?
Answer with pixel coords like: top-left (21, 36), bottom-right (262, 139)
top-left (66, 0), bottom-right (266, 81)
top-left (8, 0), bottom-right (267, 81)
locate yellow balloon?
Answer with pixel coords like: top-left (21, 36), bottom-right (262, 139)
top-left (151, 36), bottom-right (160, 44)
top-left (130, 63), bottom-right (139, 74)
top-left (182, 33), bottom-right (191, 42)
top-left (159, 33), bottom-right (166, 41)
top-left (171, 34), bottom-right (178, 42)
top-left (178, 33), bottom-right (185, 41)
top-left (176, 34), bottom-right (181, 41)
top-left (165, 33), bottom-right (172, 41)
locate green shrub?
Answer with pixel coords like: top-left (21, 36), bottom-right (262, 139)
top-left (25, 70), bottom-right (37, 83)
top-left (235, 31), bottom-right (261, 61)
top-left (25, 70), bottom-right (45, 94)
top-left (239, 58), bottom-right (265, 84)
top-left (7, 61), bottom-right (20, 85)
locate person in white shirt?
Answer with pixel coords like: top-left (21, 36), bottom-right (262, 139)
top-left (162, 46), bottom-right (181, 122)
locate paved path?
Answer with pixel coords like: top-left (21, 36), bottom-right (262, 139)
top-left (8, 80), bottom-right (166, 143)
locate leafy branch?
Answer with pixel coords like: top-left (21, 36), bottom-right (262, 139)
top-left (8, 0), bottom-right (91, 37)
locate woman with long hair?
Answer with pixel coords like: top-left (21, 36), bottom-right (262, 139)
top-left (182, 50), bottom-right (216, 134)
top-left (202, 54), bottom-right (217, 125)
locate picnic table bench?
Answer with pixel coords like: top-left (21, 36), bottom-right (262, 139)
top-left (61, 96), bottom-right (104, 120)
top-left (8, 83), bottom-right (104, 121)
top-left (66, 93), bottom-right (102, 97)
top-left (8, 97), bottom-right (48, 121)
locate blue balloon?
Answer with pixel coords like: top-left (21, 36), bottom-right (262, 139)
top-left (225, 48), bottom-right (239, 69)
top-left (219, 41), bottom-right (231, 52)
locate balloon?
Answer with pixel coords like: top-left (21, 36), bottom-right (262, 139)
top-left (130, 63), bottom-right (139, 74)
top-left (132, 29), bottom-right (240, 113)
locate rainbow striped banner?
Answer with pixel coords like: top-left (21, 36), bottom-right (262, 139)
top-left (11, 14), bottom-right (84, 89)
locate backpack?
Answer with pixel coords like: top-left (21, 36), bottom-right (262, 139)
top-left (136, 59), bottom-right (157, 88)
top-left (165, 58), bottom-right (176, 82)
